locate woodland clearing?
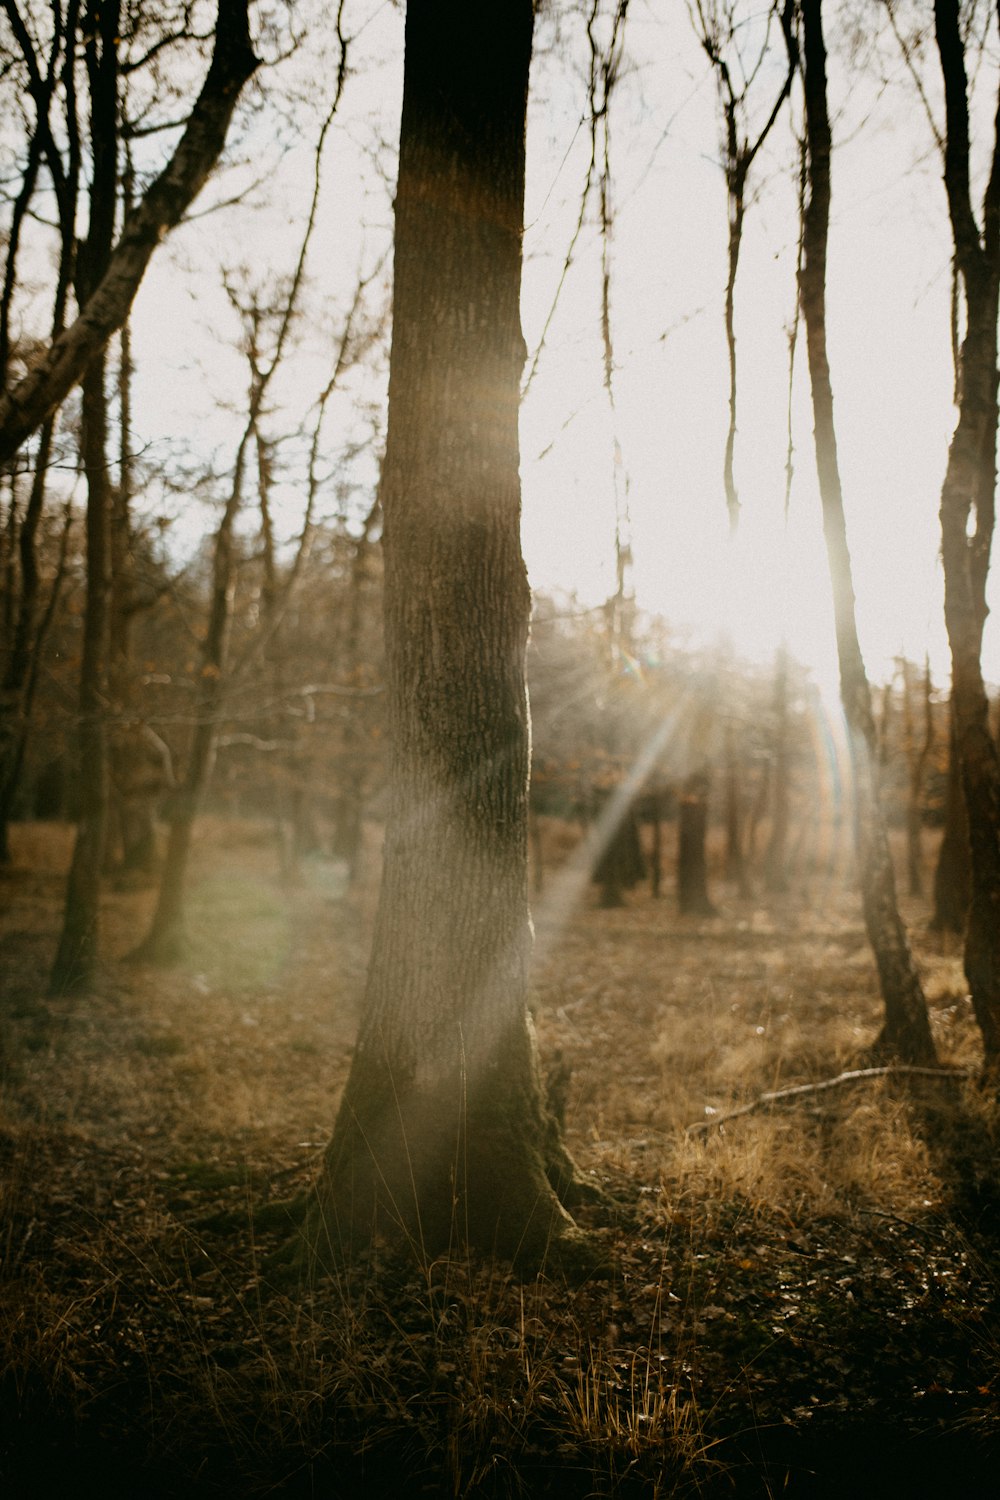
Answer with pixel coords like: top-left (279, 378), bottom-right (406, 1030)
top-left (1, 816), bottom-right (998, 1498)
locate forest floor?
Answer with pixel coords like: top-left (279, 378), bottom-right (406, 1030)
top-left (1, 816), bottom-right (999, 1498)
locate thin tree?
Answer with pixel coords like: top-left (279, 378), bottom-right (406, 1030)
top-left (798, 0), bottom-right (936, 1063)
top-left (132, 40), bottom-right (351, 963)
top-left (692, 1), bottom-right (796, 893)
top-left (0, 0), bottom-right (81, 861)
top-left (692, 0), bottom-right (797, 530)
top-left (301, 0), bottom-right (597, 1274)
top-left (933, 0), bottom-right (1000, 1067)
top-left (0, 0), bottom-right (258, 468)
top-left (50, 0), bottom-right (121, 993)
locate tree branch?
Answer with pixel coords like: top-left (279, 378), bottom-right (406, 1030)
top-left (0, 0), bottom-right (258, 467)
top-left (687, 1065), bottom-right (970, 1132)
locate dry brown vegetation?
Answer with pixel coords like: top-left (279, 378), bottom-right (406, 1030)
top-left (1, 816), bottom-right (999, 1498)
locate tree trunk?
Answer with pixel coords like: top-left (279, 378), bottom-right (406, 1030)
top-left (330, 500), bottom-right (380, 883)
top-left (931, 693), bottom-right (971, 936)
top-left (50, 1), bottom-right (120, 994)
top-left (799, 0), bottom-right (936, 1064)
top-left (302, 1), bottom-right (593, 1274)
top-left (49, 356), bottom-right (111, 993)
top-left (678, 769), bottom-right (717, 916)
top-left (131, 468), bottom-right (241, 963)
top-left (649, 787), bottom-right (664, 899)
top-left (106, 309), bottom-right (161, 876)
top-left (903, 658), bottom-right (933, 899)
top-left (933, 0), bottom-right (1000, 1068)
top-left (593, 793), bottom-right (645, 908)
top-left (763, 644), bottom-right (791, 892)
top-left (0, 417), bottom-right (56, 861)
top-left (723, 721), bottom-right (751, 896)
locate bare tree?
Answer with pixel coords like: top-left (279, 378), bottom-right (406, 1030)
top-left (798, 0), bottom-right (936, 1063)
top-left (50, 0), bottom-right (122, 993)
top-left (933, 0), bottom-right (1000, 1068)
top-left (692, 0), bottom-right (797, 530)
top-left (130, 25), bottom-right (354, 963)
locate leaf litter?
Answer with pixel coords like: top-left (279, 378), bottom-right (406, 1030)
top-left (1, 816), bottom-right (998, 1497)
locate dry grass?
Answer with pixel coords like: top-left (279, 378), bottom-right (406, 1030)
top-left (1, 816), bottom-right (999, 1497)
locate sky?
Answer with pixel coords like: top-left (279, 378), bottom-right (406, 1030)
top-left (124, 0), bottom-right (1000, 696)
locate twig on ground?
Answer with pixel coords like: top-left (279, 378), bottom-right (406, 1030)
top-left (687, 1065), bottom-right (971, 1133)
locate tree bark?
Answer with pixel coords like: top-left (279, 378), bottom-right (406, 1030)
top-left (933, 0), bottom-right (1000, 1068)
top-left (799, 0), bottom-right (936, 1063)
top-left (302, 0), bottom-right (593, 1273)
top-left (0, 0), bottom-right (257, 469)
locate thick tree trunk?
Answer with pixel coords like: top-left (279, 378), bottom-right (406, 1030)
top-left (302, 1), bottom-right (592, 1274)
top-left (934, 0), bottom-right (1000, 1068)
top-left (799, 0), bottom-right (936, 1064)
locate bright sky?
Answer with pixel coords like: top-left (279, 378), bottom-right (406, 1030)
top-left (126, 1), bottom-right (1000, 694)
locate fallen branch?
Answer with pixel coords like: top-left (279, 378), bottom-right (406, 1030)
top-left (686, 1065), bottom-right (971, 1133)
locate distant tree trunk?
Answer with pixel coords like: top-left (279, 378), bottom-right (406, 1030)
top-left (130, 454), bottom-right (243, 963)
top-left (799, 0), bottom-right (936, 1063)
top-left (903, 658), bottom-right (934, 898)
top-left (106, 306), bottom-right (163, 875)
top-left (723, 721), bottom-right (751, 896)
top-left (763, 643), bottom-right (791, 892)
top-left (302, 0), bottom-right (593, 1273)
top-left (678, 768), bottom-right (717, 916)
top-left (593, 792), bottom-right (645, 908)
top-left (934, 0), bottom-right (1000, 1068)
top-left (648, 787), bottom-right (664, 899)
top-left (0, 15), bottom-right (79, 863)
top-left (931, 692), bottom-right (971, 935)
top-left (330, 498), bottom-right (380, 883)
top-left (0, 418), bottom-right (57, 862)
